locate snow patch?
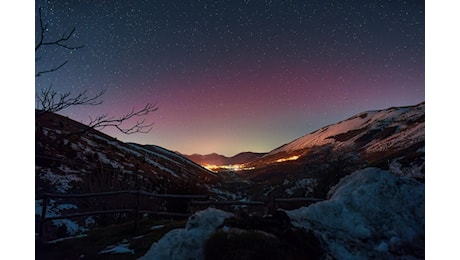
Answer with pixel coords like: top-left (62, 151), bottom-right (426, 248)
top-left (286, 167), bottom-right (424, 259)
top-left (284, 178), bottom-right (316, 196)
top-left (98, 239), bottom-right (134, 255)
top-left (150, 224), bottom-right (166, 230)
top-left (208, 187), bottom-right (239, 200)
top-left (96, 152), bottom-right (124, 170)
top-left (91, 134), bottom-right (143, 157)
top-left (36, 199), bottom-right (87, 236)
top-left (40, 169), bottom-right (82, 192)
top-left (389, 158), bottom-right (425, 178)
top-left (128, 143), bottom-right (181, 166)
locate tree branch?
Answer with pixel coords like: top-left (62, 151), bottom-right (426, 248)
top-left (35, 7), bottom-right (84, 76)
top-left (35, 6), bottom-right (158, 138)
top-left (35, 60), bottom-right (68, 77)
top-left (87, 103), bottom-right (158, 134)
top-left (36, 86), bottom-right (106, 116)
top-left (35, 7), bottom-right (85, 52)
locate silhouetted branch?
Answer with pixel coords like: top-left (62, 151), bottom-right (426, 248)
top-left (35, 6), bottom-right (158, 137)
top-left (35, 7), bottom-right (84, 77)
top-left (36, 86), bottom-right (106, 115)
top-left (35, 7), bottom-right (84, 52)
top-left (35, 61), bottom-right (68, 77)
top-left (88, 103), bottom-right (158, 134)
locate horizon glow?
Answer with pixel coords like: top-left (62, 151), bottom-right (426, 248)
top-left (35, 0), bottom-right (424, 157)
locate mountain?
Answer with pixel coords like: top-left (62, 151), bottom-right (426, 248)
top-left (229, 102), bottom-right (424, 200)
top-left (35, 103), bottom-right (425, 257)
top-left (35, 110), bottom-right (220, 240)
top-left (185, 153), bottom-right (229, 166)
top-left (185, 152), bottom-right (266, 166)
top-left (267, 102), bottom-right (424, 158)
top-left (247, 102), bottom-right (424, 175)
top-left (36, 110), bottom-right (217, 195)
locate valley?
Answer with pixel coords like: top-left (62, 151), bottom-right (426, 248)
top-left (35, 102), bottom-right (425, 259)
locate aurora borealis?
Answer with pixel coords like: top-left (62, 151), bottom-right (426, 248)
top-left (35, 0), bottom-right (424, 156)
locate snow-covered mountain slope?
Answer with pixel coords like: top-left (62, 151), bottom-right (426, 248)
top-left (239, 102), bottom-right (424, 189)
top-left (266, 102), bottom-right (424, 157)
top-left (35, 110), bottom-right (216, 195)
top-left (35, 110), bottom-right (235, 240)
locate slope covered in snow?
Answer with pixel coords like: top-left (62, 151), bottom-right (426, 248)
top-left (35, 110), bottom-right (216, 195)
top-left (35, 110), bottom-right (219, 239)
top-left (266, 102), bottom-right (424, 157)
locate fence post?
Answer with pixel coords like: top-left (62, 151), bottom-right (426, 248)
top-left (39, 195), bottom-right (49, 240)
top-left (271, 197), bottom-right (277, 214)
top-left (186, 199), bottom-right (192, 215)
top-left (134, 190), bottom-right (140, 233)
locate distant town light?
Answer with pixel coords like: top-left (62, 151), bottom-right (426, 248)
top-left (202, 163), bottom-right (255, 172)
top-left (275, 155), bottom-right (300, 163)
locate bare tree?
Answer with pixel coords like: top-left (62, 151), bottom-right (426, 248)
top-left (35, 7), bottom-right (157, 135)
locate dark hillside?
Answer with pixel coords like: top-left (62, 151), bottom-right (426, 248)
top-left (35, 110), bottom-right (218, 240)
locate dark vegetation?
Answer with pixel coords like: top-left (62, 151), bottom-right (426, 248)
top-left (36, 218), bottom-right (187, 260)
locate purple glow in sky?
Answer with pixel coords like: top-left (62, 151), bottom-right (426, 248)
top-left (35, 0), bottom-right (424, 156)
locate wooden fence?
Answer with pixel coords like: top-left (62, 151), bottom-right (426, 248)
top-left (36, 190), bottom-right (209, 240)
top-left (36, 190), bottom-right (323, 241)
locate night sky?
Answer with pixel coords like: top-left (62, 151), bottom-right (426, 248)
top-left (35, 0), bottom-right (424, 156)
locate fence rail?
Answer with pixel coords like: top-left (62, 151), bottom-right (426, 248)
top-left (37, 190), bottom-right (209, 240)
top-left (37, 190), bottom-right (210, 200)
top-left (36, 190), bottom-right (323, 241)
top-left (190, 200), bottom-right (266, 206)
top-left (273, 198), bottom-right (324, 203)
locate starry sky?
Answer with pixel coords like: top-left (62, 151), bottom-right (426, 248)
top-left (35, 0), bottom-right (424, 157)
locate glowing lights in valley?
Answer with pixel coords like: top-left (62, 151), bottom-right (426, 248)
top-left (275, 155), bottom-right (300, 163)
top-left (201, 155), bottom-right (300, 172)
top-left (202, 164), bottom-right (255, 172)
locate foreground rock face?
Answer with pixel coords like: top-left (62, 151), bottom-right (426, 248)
top-left (287, 167), bottom-right (425, 259)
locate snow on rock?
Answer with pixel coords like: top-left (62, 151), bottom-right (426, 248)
top-left (140, 208), bottom-right (233, 260)
top-left (286, 167), bottom-right (424, 259)
top-left (98, 239), bottom-right (135, 255)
